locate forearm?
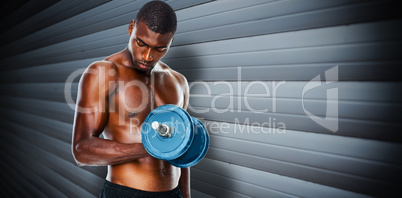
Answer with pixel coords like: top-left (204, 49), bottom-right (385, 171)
top-left (73, 136), bottom-right (149, 166)
top-left (179, 167), bottom-right (191, 198)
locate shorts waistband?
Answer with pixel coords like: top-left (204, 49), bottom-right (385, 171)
top-left (102, 180), bottom-right (182, 198)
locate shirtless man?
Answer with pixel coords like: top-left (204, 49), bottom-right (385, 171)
top-left (71, 1), bottom-right (190, 197)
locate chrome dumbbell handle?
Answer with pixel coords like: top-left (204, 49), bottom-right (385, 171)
top-left (152, 121), bottom-right (172, 137)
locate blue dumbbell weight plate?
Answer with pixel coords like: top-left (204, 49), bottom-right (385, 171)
top-left (141, 104), bottom-right (194, 160)
top-left (168, 117), bottom-right (210, 168)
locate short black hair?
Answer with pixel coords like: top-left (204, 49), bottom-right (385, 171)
top-left (136, 1), bottom-right (177, 34)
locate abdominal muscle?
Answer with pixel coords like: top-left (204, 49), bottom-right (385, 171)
top-left (106, 157), bottom-right (181, 192)
top-left (104, 119), bottom-right (181, 192)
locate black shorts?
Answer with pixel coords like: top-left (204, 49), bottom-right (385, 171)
top-left (99, 180), bottom-right (183, 198)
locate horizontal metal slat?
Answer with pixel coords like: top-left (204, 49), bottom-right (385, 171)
top-left (188, 81), bottom-right (402, 103)
top-left (173, 1), bottom-right (401, 46)
top-left (208, 135), bottom-right (401, 183)
top-left (0, 82), bottom-right (78, 103)
top-left (192, 168), bottom-right (295, 198)
top-left (190, 179), bottom-right (249, 198)
top-left (0, 154), bottom-right (40, 197)
top-left (167, 19), bottom-right (402, 59)
top-left (0, 149), bottom-right (66, 198)
top-left (190, 107), bottom-right (402, 142)
top-left (204, 147), bottom-right (397, 197)
top-left (176, 0), bottom-right (271, 22)
top-left (1, 125), bottom-right (105, 195)
top-left (0, 57), bottom-right (99, 83)
top-left (0, 118), bottom-right (75, 164)
top-left (0, 0), bottom-right (58, 34)
top-left (0, 96), bottom-right (75, 124)
top-left (190, 189), bottom-right (215, 198)
top-left (1, 2), bottom-right (400, 68)
top-left (2, 18), bottom-right (401, 73)
top-left (0, 0), bottom-right (111, 51)
top-left (165, 41), bottom-right (402, 70)
top-left (200, 120), bottom-right (402, 165)
top-left (194, 158), bottom-right (372, 198)
top-left (0, 134), bottom-right (94, 197)
top-left (177, 0), bottom-right (366, 34)
top-left (0, 0), bottom-right (212, 65)
top-left (189, 95), bottom-right (401, 122)
top-left (0, 109), bottom-right (109, 178)
top-left (0, 107), bottom-right (72, 143)
top-left (177, 61), bottom-right (402, 81)
top-left (1, 81), bottom-right (401, 104)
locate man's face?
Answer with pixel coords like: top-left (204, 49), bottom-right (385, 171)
top-left (128, 21), bottom-right (174, 72)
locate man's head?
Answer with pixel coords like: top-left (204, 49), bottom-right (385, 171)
top-left (136, 0), bottom-right (177, 34)
top-left (128, 1), bottom-right (177, 72)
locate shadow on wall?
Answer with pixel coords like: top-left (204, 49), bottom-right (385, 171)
top-left (165, 44), bottom-right (205, 81)
top-left (166, 44), bottom-right (238, 197)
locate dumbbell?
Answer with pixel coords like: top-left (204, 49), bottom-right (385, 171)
top-left (141, 104), bottom-right (209, 168)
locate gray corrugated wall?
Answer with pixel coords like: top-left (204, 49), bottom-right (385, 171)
top-left (0, 0), bottom-right (401, 197)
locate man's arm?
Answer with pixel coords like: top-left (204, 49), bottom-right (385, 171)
top-left (179, 167), bottom-right (190, 197)
top-left (179, 74), bottom-right (191, 197)
top-left (72, 62), bottom-right (148, 166)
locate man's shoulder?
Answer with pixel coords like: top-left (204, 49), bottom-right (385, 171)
top-left (159, 62), bottom-right (188, 85)
top-left (80, 60), bottom-right (119, 87)
top-left (86, 60), bottom-right (118, 72)
top-left (87, 49), bottom-right (127, 72)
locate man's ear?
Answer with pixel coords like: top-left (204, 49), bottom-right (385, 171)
top-left (128, 19), bottom-right (135, 36)
top-left (169, 36), bottom-right (174, 47)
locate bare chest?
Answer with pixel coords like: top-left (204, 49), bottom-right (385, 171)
top-left (105, 70), bottom-right (185, 142)
top-left (113, 76), bottom-right (183, 115)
